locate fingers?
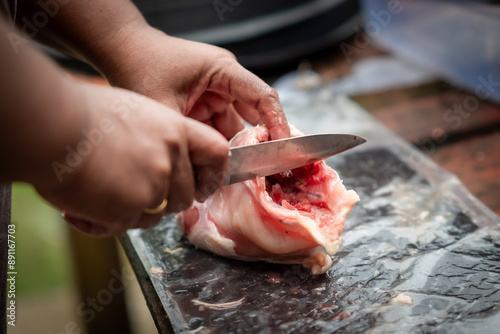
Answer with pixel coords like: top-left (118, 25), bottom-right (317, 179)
top-left (210, 62), bottom-right (290, 140)
top-left (65, 213), bottom-right (159, 237)
top-left (188, 92), bottom-right (244, 139)
top-left (189, 91), bottom-right (231, 121)
top-left (183, 118), bottom-right (229, 202)
top-left (165, 142), bottom-right (196, 213)
top-left (131, 197), bottom-right (168, 230)
top-left (64, 203), bottom-right (164, 236)
top-left (133, 118), bottom-right (228, 233)
top-left (134, 129), bottom-right (197, 229)
top-left (232, 99), bottom-right (262, 125)
top-left (213, 105), bottom-right (244, 139)
top-left (63, 180), bottom-right (169, 236)
top-left (64, 213), bottom-right (109, 236)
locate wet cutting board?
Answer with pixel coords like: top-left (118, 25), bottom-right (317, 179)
top-left (120, 89), bottom-right (500, 333)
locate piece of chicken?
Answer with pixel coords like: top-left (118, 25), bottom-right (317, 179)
top-left (177, 126), bottom-right (359, 274)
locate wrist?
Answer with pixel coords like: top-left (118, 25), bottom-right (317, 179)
top-left (91, 25), bottom-right (188, 111)
top-left (87, 20), bottom-right (158, 82)
top-left (37, 79), bottom-right (93, 190)
top-left (27, 78), bottom-right (90, 191)
top-left (36, 78), bottom-right (91, 190)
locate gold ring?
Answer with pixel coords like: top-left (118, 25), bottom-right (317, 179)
top-left (144, 199), bottom-right (168, 214)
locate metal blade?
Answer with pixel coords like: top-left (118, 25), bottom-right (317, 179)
top-left (223, 134), bottom-right (366, 185)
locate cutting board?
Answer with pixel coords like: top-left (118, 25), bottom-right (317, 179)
top-left (121, 91), bottom-right (500, 333)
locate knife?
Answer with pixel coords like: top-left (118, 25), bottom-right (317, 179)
top-left (222, 134), bottom-right (366, 185)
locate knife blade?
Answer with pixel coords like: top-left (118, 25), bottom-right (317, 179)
top-left (222, 134), bottom-right (366, 185)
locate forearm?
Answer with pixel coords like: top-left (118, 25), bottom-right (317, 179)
top-left (14, 0), bottom-right (149, 76)
top-left (13, 0), bottom-right (291, 140)
top-left (0, 17), bottom-right (86, 189)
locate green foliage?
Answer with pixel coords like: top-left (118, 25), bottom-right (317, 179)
top-left (10, 183), bottom-right (74, 295)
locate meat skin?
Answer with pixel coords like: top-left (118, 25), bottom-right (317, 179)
top-left (177, 126), bottom-right (359, 274)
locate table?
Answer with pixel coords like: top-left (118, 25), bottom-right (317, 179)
top-left (67, 41), bottom-right (500, 333)
top-left (120, 90), bottom-right (500, 333)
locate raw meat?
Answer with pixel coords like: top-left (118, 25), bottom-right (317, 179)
top-left (177, 126), bottom-right (359, 274)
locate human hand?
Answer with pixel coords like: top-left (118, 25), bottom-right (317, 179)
top-left (36, 82), bottom-right (228, 236)
top-left (96, 25), bottom-right (290, 140)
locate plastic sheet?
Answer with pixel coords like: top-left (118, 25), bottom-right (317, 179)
top-left (123, 80), bottom-right (500, 333)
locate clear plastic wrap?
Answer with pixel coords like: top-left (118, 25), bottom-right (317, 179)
top-left (122, 79), bottom-right (500, 333)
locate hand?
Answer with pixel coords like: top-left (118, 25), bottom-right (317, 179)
top-left (97, 25), bottom-right (290, 140)
top-left (36, 81), bottom-right (229, 236)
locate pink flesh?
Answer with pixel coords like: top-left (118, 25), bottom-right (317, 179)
top-left (177, 126), bottom-right (359, 275)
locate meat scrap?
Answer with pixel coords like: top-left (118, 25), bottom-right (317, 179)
top-left (177, 126), bottom-right (359, 274)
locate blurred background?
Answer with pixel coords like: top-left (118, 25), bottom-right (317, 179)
top-left (8, 0), bottom-right (499, 333)
top-left (9, 183), bottom-right (157, 334)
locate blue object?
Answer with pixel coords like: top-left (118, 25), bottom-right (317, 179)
top-left (359, 0), bottom-right (500, 103)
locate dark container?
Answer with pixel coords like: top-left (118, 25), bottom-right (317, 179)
top-left (132, 0), bottom-right (361, 70)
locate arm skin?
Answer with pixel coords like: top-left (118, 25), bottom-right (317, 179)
top-left (15, 0), bottom-right (291, 140)
top-left (0, 16), bottom-right (87, 189)
top-left (0, 16), bottom-right (229, 236)
top-left (1, 0), bottom-right (289, 236)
